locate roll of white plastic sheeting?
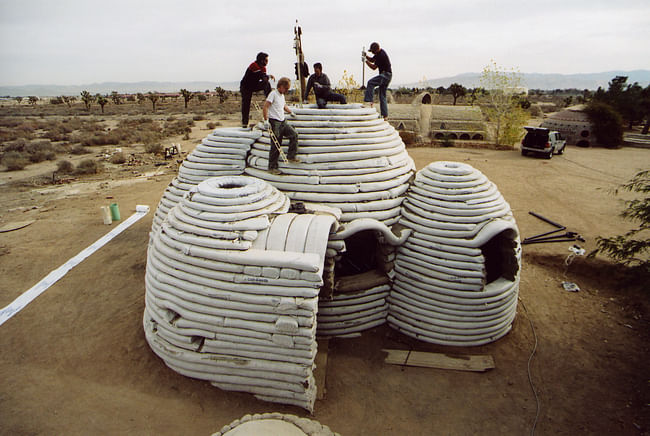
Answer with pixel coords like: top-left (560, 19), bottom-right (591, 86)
top-left (145, 176), bottom-right (338, 412)
top-left (389, 161), bottom-right (522, 346)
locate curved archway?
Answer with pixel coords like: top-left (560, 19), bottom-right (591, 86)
top-left (448, 133), bottom-right (458, 140)
top-left (460, 133), bottom-right (470, 140)
top-left (472, 133), bottom-right (484, 140)
top-left (397, 122), bottom-right (405, 130)
top-left (421, 94), bottom-right (432, 104)
top-left (580, 130), bottom-right (590, 138)
top-left (434, 132), bottom-right (444, 139)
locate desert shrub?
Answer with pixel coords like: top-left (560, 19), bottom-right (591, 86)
top-left (2, 138), bottom-right (27, 152)
top-left (56, 159), bottom-right (75, 173)
top-left (2, 151), bottom-right (29, 170)
top-left (166, 116), bottom-right (177, 121)
top-left (206, 121), bottom-right (220, 129)
top-left (440, 134), bottom-right (455, 147)
top-left (193, 114), bottom-right (205, 121)
top-left (163, 119), bottom-right (194, 136)
top-left (71, 144), bottom-right (91, 154)
top-left (25, 140), bottom-right (56, 162)
top-left (589, 170), bottom-right (649, 276)
top-left (110, 152), bottom-right (127, 164)
top-left (529, 104), bottom-right (543, 117)
top-left (75, 159), bottom-right (100, 174)
top-left (145, 143), bottom-right (163, 154)
top-left (584, 101), bottom-right (623, 148)
top-left (81, 131), bottom-right (122, 146)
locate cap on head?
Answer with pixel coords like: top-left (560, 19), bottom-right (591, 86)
top-left (369, 42), bottom-right (380, 52)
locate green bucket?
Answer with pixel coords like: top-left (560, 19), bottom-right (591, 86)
top-left (109, 203), bottom-right (121, 221)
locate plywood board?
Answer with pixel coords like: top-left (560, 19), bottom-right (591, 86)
top-left (383, 349), bottom-right (495, 372)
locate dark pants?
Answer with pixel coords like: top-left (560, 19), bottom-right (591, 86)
top-left (316, 91), bottom-right (347, 109)
top-left (241, 81), bottom-right (271, 126)
top-left (268, 119), bottom-right (298, 169)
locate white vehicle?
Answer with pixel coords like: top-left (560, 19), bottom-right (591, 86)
top-left (521, 126), bottom-right (566, 159)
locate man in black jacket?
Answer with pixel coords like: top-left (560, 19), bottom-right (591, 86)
top-left (240, 52), bottom-right (275, 128)
top-left (303, 63), bottom-right (346, 109)
top-left (363, 42), bottom-right (392, 119)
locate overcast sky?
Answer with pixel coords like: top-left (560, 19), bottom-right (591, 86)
top-left (1, 0), bottom-right (649, 87)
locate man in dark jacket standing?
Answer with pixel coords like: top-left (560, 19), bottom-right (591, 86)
top-left (303, 62), bottom-right (347, 109)
top-left (240, 52), bottom-right (275, 128)
top-left (363, 42), bottom-right (392, 119)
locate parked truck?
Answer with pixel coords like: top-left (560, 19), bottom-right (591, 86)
top-left (521, 126), bottom-right (566, 159)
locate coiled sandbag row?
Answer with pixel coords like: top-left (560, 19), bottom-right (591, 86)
top-left (144, 176), bottom-right (338, 412)
top-left (244, 104), bottom-right (415, 226)
top-left (151, 128), bottom-right (262, 234)
top-left (389, 161), bottom-right (521, 346)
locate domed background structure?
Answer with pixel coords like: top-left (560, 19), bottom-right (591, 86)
top-left (541, 105), bottom-right (594, 147)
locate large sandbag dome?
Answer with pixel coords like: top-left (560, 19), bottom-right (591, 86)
top-left (144, 175), bottom-right (338, 411)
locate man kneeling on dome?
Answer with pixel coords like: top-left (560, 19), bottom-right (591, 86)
top-left (303, 62), bottom-right (347, 109)
top-left (263, 77), bottom-right (299, 175)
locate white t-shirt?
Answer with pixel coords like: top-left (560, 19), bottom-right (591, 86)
top-left (266, 89), bottom-right (286, 121)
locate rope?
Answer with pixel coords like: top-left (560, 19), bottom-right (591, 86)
top-left (519, 297), bottom-right (541, 436)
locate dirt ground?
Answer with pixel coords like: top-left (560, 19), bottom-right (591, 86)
top-left (0, 119), bottom-right (649, 435)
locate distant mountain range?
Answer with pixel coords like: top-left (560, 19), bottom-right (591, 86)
top-left (404, 70), bottom-right (650, 90)
top-left (1, 70), bottom-right (649, 97)
top-left (0, 81), bottom-right (241, 98)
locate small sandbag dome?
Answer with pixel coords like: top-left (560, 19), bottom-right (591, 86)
top-left (212, 413), bottom-right (340, 436)
top-left (388, 161), bottom-right (521, 346)
top-left (144, 175), bottom-right (338, 411)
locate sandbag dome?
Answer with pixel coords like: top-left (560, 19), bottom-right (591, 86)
top-left (144, 175), bottom-right (338, 411)
top-left (389, 161), bottom-right (521, 346)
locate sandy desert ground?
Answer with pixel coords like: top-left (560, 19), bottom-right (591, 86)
top-left (0, 118), bottom-right (648, 435)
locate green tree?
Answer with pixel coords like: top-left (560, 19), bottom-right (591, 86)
top-left (147, 92), bottom-right (159, 111)
top-left (197, 94), bottom-right (207, 104)
top-left (136, 93), bottom-right (145, 104)
top-left (448, 83), bottom-right (466, 105)
top-left (62, 95), bottom-right (75, 108)
top-left (641, 85), bottom-right (650, 134)
top-left (589, 170), bottom-right (650, 275)
top-left (14, 96), bottom-right (23, 104)
top-left (479, 60), bottom-right (527, 146)
top-left (96, 94), bottom-right (108, 114)
top-left (110, 91), bottom-right (122, 105)
top-left (28, 96), bottom-right (39, 106)
top-left (584, 101), bottom-right (623, 148)
top-left (80, 90), bottom-right (95, 111)
top-left (180, 88), bottom-right (194, 109)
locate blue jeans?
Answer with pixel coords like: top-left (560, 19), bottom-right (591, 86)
top-left (364, 71), bottom-right (392, 117)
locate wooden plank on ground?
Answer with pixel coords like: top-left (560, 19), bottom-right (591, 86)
top-left (382, 349), bottom-right (495, 372)
top-left (314, 339), bottom-right (329, 400)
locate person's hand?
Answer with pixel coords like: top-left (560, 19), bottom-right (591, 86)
top-left (288, 111), bottom-right (296, 118)
top-left (262, 120), bottom-right (270, 129)
top-left (303, 100), bottom-right (308, 105)
top-left (314, 82), bottom-right (322, 89)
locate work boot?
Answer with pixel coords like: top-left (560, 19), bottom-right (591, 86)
top-left (268, 168), bottom-right (281, 175)
top-left (288, 156), bottom-right (300, 163)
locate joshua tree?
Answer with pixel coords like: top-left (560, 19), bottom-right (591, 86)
top-left (215, 86), bottom-right (228, 104)
top-left (80, 90), bottom-right (95, 111)
top-left (110, 91), bottom-right (122, 105)
top-left (14, 96), bottom-right (23, 104)
top-left (96, 94), bottom-right (108, 114)
top-left (28, 96), bottom-right (39, 106)
top-left (147, 92), bottom-right (160, 111)
top-left (180, 88), bottom-right (194, 109)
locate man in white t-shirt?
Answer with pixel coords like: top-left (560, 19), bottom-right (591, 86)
top-left (263, 77), bottom-right (299, 175)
